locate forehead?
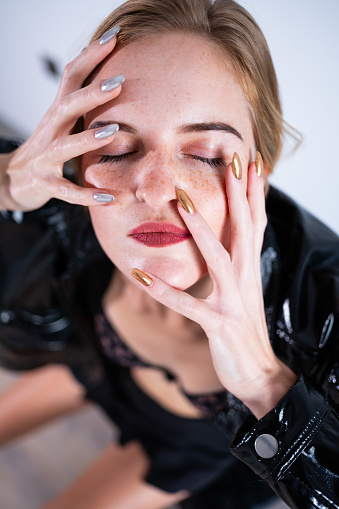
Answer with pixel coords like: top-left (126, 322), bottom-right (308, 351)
top-left (86, 32), bottom-right (252, 139)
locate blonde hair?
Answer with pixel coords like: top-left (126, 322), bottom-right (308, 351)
top-left (87, 0), bottom-right (300, 174)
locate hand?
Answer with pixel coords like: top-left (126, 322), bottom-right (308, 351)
top-left (0, 27), bottom-right (122, 212)
top-left (131, 153), bottom-right (297, 419)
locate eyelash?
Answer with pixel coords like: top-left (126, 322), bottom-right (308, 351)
top-left (99, 152), bottom-right (135, 164)
top-left (189, 155), bottom-right (226, 168)
top-left (99, 153), bottom-right (226, 168)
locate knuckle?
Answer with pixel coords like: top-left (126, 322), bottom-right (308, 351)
top-left (261, 214), bottom-right (268, 229)
top-left (82, 84), bottom-right (95, 103)
top-left (55, 97), bottom-right (68, 117)
top-left (211, 311), bottom-right (225, 332)
top-left (203, 310), bottom-right (225, 337)
top-left (156, 285), bottom-right (167, 299)
top-left (233, 223), bottom-right (254, 242)
top-left (153, 285), bottom-right (170, 303)
top-left (255, 215), bottom-right (267, 235)
top-left (62, 62), bottom-right (73, 82)
top-left (47, 138), bottom-right (62, 159)
top-left (56, 181), bottom-right (75, 201)
top-left (26, 173), bottom-right (38, 192)
top-left (213, 245), bottom-right (228, 266)
top-left (77, 131), bottom-right (89, 149)
top-left (58, 184), bottom-right (70, 197)
top-left (177, 293), bottom-right (194, 312)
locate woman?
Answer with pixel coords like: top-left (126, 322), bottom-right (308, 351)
top-left (0, 0), bottom-right (338, 508)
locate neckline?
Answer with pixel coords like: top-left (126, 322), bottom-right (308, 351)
top-left (96, 307), bottom-right (226, 401)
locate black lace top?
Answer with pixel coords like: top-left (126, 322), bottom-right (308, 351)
top-left (94, 310), bottom-right (226, 419)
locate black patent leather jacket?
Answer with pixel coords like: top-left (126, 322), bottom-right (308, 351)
top-left (1, 139), bottom-right (339, 508)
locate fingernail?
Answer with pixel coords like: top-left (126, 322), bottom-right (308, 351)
top-left (93, 193), bottom-right (115, 203)
top-left (131, 268), bottom-right (153, 287)
top-left (94, 124), bottom-right (119, 140)
top-left (101, 75), bottom-right (125, 92)
top-left (232, 152), bottom-right (242, 180)
top-left (255, 151), bottom-right (263, 177)
top-left (99, 26), bottom-right (120, 45)
top-left (176, 189), bottom-right (195, 214)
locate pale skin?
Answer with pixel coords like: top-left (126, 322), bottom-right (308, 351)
top-left (0, 29), bottom-right (297, 509)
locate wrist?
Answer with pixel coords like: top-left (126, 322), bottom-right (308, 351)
top-left (242, 362), bottom-right (298, 420)
top-left (0, 151), bottom-right (20, 211)
top-left (0, 153), bottom-right (12, 209)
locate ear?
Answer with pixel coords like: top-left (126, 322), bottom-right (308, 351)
top-left (263, 161), bottom-right (270, 196)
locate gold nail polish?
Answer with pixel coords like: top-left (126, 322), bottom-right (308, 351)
top-left (232, 153), bottom-right (242, 180)
top-left (131, 268), bottom-right (153, 287)
top-left (176, 189), bottom-right (196, 214)
top-left (255, 151), bottom-right (263, 177)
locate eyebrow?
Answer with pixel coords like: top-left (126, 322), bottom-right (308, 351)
top-left (88, 120), bottom-right (243, 141)
top-left (178, 122), bottom-right (243, 141)
top-left (88, 120), bottom-right (136, 133)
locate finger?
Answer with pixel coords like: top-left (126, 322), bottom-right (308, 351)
top-left (175, 190), bottom-right (233, 287)
top-left (48, 177), bottom-right (115, 207)
top-left (247, 158), bottom-right (267, 319)
top-left (225, 153), bottom-right (255, 272)
top-left (57, 26), bottom-right (120, 98)
top-left (130, 268), bottom-right (206, 324)
top-left (46, 124), bottom-right (119, 163)
top-left (247, 153), bottom-right (267, 260)
top-left (52, 75), bottom-right (125, 134)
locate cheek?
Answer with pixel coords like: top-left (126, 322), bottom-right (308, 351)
top-left (88, 205), bottom-right (126, 268)
top-left (83, 163), bottom-right (126, 187)
top-left (88, 206), bottom-right (115, 240)
top-left (82, 160), bottom-right (134, 208)
top-left (183, 166), bottom-right (228, 243)
top-left (179, 163), bottom-right (226, 199)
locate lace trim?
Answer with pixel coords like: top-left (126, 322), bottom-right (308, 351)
top-left (95, 311), bottom-right (227, 418)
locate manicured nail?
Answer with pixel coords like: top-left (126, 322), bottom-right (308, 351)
top-left (232, 152), bottom-right (242, 180)
top-left (93, 193), bottom-right (115, 203)
top-left (176, 189), bottom-right (195, 214)
top-left (99, 26), bottom-right (120, 45)
top-left (94, 124), bottom-right (119, 140)
top-left (131, 268), bottom-right (153, 287)
top-left (101, 75), bottom-right (125, 92)
top-left (255, 151), bottom-right (263, 177)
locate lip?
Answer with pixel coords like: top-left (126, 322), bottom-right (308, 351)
top-left (128, 222), bottom-right (191, 247)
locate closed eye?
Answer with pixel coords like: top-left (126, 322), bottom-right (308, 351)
top-left (99, 152), bottom-right (226, 168)
top-left (188, 155), bottom-right (226, 168)
top-left (99, 152), bottom-right (136, 164)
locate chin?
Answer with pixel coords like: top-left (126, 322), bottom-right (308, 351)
top-left (131, 254), bottom-right (206, 291)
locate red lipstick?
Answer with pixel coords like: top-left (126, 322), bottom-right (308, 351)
top-left (129, 222), bottom-right (191, 247)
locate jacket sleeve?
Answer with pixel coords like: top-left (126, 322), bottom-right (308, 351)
top-left (218, 189), bottom-right (339, 508)
top-left (230, 375), bottom-right (339, 508)
top-left (229, 271), bottom-right (339, 508)
top-left (0, 138), bottom-right (97, 372)
top-left (0, 197), bottom-right (81, 371)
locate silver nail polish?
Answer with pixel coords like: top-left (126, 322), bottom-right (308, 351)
top-left (99, 26), bottom-right (120, 45)
top-left (94, 124), bottom-right (119, 140)
top-left (101, 75), bottom-right (125, 92)
top-left (93, 193), bottom-right (115, 203)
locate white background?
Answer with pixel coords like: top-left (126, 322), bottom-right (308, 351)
top-left (0, 0), bottom-right (338, 233)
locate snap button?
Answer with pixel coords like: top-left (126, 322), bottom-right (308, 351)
top-left (254, 434), bottom-right (278, 459)
top-left (0, 311), bottom-right (11, 323)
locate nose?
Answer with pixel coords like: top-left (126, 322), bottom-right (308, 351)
top-left (135, 153), bottom-right (177, 208)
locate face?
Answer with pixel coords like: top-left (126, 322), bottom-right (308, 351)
top-left (83, 32), bottom-right (255, 290)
